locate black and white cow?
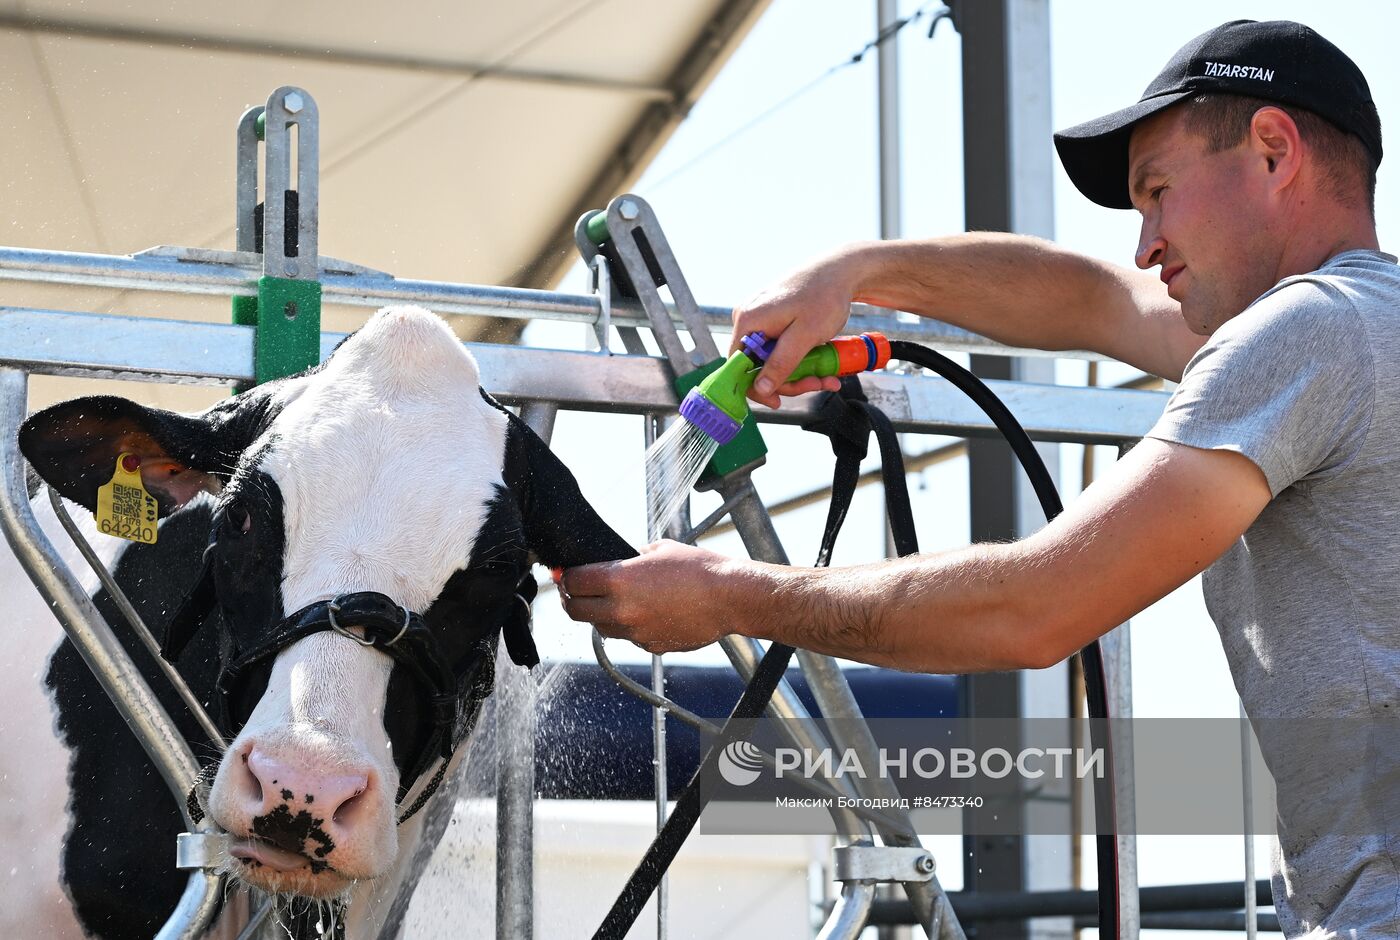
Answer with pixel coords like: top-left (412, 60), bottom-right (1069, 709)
top-left (0, 306), bottom-right (633, 938)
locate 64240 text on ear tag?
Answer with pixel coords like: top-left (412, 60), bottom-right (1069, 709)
top-left (95, 453), bottom-right (159, 544)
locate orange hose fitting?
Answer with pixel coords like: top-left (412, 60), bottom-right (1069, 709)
top-left (831, 331), bottom-right (892, 375)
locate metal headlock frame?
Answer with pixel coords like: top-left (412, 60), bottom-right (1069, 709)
top-left (0, 90), bottom-right (1175, 940)
top-left (0, 312), bottom-right (1160, 939)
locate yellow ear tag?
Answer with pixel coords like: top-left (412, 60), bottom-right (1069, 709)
top-left (95, 452), bottom-right (159, 544)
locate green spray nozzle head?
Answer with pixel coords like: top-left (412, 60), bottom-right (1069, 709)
top-left (681, 331), bottom-right (892, 445)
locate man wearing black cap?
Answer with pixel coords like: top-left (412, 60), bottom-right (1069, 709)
top-left (560, 20), bottom-right (1394, 935)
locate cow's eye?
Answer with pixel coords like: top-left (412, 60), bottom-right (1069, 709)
top-left (223, 500), bottom-right (252, 537)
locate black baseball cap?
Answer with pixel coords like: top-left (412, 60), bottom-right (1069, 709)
top-left (1054, 20), bottom-right (1382, 209)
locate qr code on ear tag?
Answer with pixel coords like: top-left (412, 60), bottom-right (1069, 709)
top-left (95, 458), bottom-right (159, 544)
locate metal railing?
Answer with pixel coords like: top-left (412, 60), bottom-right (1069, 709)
top-left (0, 276), bottom-right (1162, 938)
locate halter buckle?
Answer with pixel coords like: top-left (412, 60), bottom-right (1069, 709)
top-left (328, 596), bottom-right (412, 648)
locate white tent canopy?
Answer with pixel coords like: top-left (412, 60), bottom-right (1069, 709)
top-left (0, 0), bottom-right (769, 361)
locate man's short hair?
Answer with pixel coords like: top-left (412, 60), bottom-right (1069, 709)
top-left (1181, 93), bottom-right (1380, 215)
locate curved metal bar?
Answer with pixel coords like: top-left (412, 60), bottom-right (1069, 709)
top-left (795, 649), bottom-right (962, 939)
top-left (590, 628), bottom-right (719, 736)
top-left (46, 488), bottom-right (226, 749)
top-left (588, 630), bottom-right (915, 835)
top-left (0, 368), bottom-right (225, 939)
top-left (817, 880), bottom-right (877, 940)
top-left (0, 368), bottom-right (203, 818)
top-left (154, 872), bottom-right (226, 940)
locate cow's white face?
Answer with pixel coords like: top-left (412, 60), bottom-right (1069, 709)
top-left (18, 306), bottom-right (633, 909)
top-left (205, 308), bottom-right (512, 897)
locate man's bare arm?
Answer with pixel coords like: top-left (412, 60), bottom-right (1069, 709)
top-left (730, 439), bottom-right (1269, 672)
top-left (557, 439), bottom-right (1271, 669)
top-left (732, 234), bottom-right (1206, 407)
top-left (856, 235), bottom-right (1203, 379)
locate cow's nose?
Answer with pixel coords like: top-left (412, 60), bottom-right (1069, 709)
top-left (238, 746), bottom-right (375, 832)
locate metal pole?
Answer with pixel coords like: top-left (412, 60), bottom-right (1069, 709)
top-left (0, 310), bottom-right (1164, 445)
top-left (1240, 699), bottom-right (1258, 940)
top-left (0, 244), bottom-right (1107, 360)
top-left (959, 2), bottom-right (1034, 929)
top-left (644, 412), bottom-right (681, 940)
top-left (495, 402), bottom-right (555, 940)
top-left (876, 0), bottom-right (903, 566)
top-left (1100, 620), bottom-right (1140, 940)
top-left (0, 367), bottom-right (224, 940)
top-left (494, 651), bottom-right (535, 940)
top-left (651, 649), bottom-right (668, 940)
top-left (877, 0), bottom-right (902, 242)
top-left (1107, 443), bottom-right (1142, 939)
top-left (957, 6), bottom-right (1083, 936)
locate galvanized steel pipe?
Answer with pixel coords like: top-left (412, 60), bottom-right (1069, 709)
top-left (0, 367), bottom-right (224, 939)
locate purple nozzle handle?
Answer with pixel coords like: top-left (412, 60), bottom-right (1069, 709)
top-left (740, 331), bottom-right (777, 364)
top-left (679, 388), bottom-right (741, 445)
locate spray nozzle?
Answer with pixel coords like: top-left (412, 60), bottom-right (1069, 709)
top-left (680, 331), bottom-right (891, 445)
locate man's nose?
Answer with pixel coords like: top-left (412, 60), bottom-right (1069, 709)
top-left (1135, 216), bottom-right (1166, 270)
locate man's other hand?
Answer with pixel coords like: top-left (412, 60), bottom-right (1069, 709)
top-left (559, 540), bottom-right (760, 654)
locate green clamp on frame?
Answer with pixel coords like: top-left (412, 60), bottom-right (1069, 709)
top-left (233, 87), bottom-right (323, 387)
top-left (575, 197), bottom-right (767, 487)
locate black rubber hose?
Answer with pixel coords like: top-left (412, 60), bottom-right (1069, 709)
top-left (593, 342), bottom-right (1119, 940)
top-left (889, 340), bottom-right (1119, 939)
top-left (592, 641), bottom-right (797, 939)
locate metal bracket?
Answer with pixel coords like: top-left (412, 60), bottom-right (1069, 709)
top-left (176, 832), bottom-right (231, 871)
top-left (833, 845), bottom-right (938, 884)
top-left (574, 209), bottom-right (647, 356)
top-left (136, 245), bottom-right (389, 279)
top-left (588, 254), bottom-right (612, 355)
top-left (261, 87), bottom-right (319, 277)
top-left (233, 87), bottom-right (323, 387)
top-left (581, 194), bottom-right (768, 486)
top-left (597, 194), bottom-right (716, 369)
top-left (234, 106), bottom-right (263, 256)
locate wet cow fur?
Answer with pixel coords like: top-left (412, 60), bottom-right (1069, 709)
top-left (0, 306), bottom-right (634, 939)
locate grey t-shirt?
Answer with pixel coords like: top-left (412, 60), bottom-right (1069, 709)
top-left (1146, 249), bottom-right (1400, 938)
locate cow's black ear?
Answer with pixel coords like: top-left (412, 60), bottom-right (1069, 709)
top-left (19, 391), bottom-right (274, 514)
top-left (495, 404), bottom-right (637, 568)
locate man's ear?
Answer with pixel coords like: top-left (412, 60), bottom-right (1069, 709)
top-left (1249, 105), bottom-right (1302, 186)
top-left (497, 406), bottom-right (637, 568)
top-left (19, 394), bottom-right (267, 514)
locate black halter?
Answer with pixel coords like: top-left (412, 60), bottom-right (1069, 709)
top-left (221, 591), bottom-right (493, 805)
top-left (163, 566), bottom-right (541, 823)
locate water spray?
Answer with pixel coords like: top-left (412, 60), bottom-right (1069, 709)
top-left (645, 331), bottom-right (891, 539)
